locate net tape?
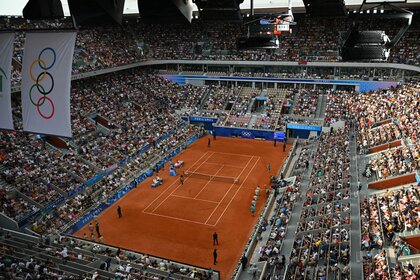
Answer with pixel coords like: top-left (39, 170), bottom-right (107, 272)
top-left (184, 171), bottom-right (239, 184)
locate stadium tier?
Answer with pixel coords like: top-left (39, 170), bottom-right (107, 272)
top-left (0, 4), bottom-right (420, 280)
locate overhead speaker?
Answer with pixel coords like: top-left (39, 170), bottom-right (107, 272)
top-left (68, 0), bottom-right (125, 27)
top-left (23, 0), bottom-right (64, 20)
top-left (341, 45), bottom-right (390, 61)
top-left (341, 29), bottom-right (390, 61)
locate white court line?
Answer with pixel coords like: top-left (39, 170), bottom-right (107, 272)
top-left (142, 151), bottom-right (211, 213)
top-left (210, 157), bottom-right (261, 227)
top-left (149, 152), bottom-right (215, 214)
top-left (201, 162), bottom-right (246, 169)
top-left (193, 165), bottom-right (225, 199)
top-left (171, 194), bottom-right (219, 204)
top-left (212, 151), bottom-right (254, 158)
top-left (204, 156), bottom-right (254, 225)
top-left (145, 212), bottom-right (209, 226)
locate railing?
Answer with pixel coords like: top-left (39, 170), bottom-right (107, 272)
top-left (0, 227), bottom-right (218, 280)
top-left (68, 235), bottom-right (220, 280)
top-left (11, 60), bottom-right (420, 95)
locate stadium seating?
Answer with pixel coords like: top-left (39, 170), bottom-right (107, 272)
top-left (0, 228), bottom-right (217, 279)
top-left (287, 127), bottom-right (352, 279)
top-left (1, 8), bottom-right (420, 280)
top-left (2, 10), bottom-right (420, 86)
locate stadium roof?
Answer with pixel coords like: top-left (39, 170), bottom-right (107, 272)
top-left (1, 0), bottom-right (420, 16)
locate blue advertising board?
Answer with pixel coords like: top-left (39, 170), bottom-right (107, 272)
top-left (18, 209), bottom-right (40, 228)
top-left (189, 116), bottom-right (218, 123)
top-left (106, 163), bottom-right (118, 175)
top-left (274, 131), bottom-right (286, 140)
top-left (214, 126), bottom-right (282, 141)
top-left (87, 173), bottom-right (104, 186)
top-left (286, 123), bottom-right (322, 131)
top-left (189, 116), bottom-right (218, 131)
top-left (44, 196), bottom-right (65, 212)
top-left (68, 184), bottom-right (87, 197)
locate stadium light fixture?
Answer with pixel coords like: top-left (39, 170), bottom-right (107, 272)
top-left (341, 1), bottom-right (413, 62)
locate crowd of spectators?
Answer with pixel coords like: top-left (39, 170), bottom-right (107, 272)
top-left (259, 178), bottom-right (301, 262)
top-left (223, 87), bottom-right (259, 128)
top-left (359, 122), bottom-right (402, 149)
top-left (0, 228), bottom-right (216, 280)
top-left (378, 186), bottom-right (419, 239)
top-left (293, 89), bottom-right (320, 117)
top-left (324, 90), bottom-right (354, 125)
top-left (367, 146), bottom-right (419, 179)
top-left (0, 188), bottom-right (39, 223)
top-left (202, 85), bottom-right (237, 111)
top-left (363, 250), bottom-right (391, 280)
top-left (287, 127), bottom-right (351, 280)
top-left (18, 180), bottom-right (62, 208)
top-left (2, 11), bottom-right (420, 87)
top-left (329, 83), bottom-right (420, 180)
top-left (251, 88), bottom-right (286, 130)
top-left (361, 195), bottom-right (384, 250)
top-left (0, 244), bottom-right (76, 279)
top-left (0, 69), bottom-right (205, 235)
top-left (392, 262), bottom-right (420, 280)
top-left (350, 83), bottom-right (419, 152)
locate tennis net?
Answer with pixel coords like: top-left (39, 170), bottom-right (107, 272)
top-left (184, 171), bottom-right (239, 184)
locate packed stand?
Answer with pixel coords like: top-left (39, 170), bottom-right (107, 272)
top-left (251, 88), bottom-right (286, 130)
top-left (287, 127), bottom-right (352, 280)
top-left (360, 195), bottom-right (385, 250)
top-left (293, 89), bottom-right (320, 117)
top-left (352, 83), bottom-right (420, 154)
top-left (0, 188), bottom-right (39, 224)
top-left (377, 186), bottom-right (420, 239)
top-left (3, 12), bottom-right (420, 87)
top-left (202, 85), bottom-right (236, 111)
top-left (223, 87), bottom-right (259, 128)
top-left (366, 146), bottom-right (419, 179)
top-left (258, 177), bottom-right (301, 278)
top-left (18, 180), bottom-right (63, 208)
top-left (362, 250), bottom-right (391, 280)
top-left (324, 90), bottom-right (354, 125)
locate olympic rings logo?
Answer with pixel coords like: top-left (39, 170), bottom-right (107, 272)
top-left (29, 47), bottom-right (56, 119)
top-left (242, 131), bottom-right (252, 137)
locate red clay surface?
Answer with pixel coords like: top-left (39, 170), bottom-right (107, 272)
top-left (75, 136), bottom-right (291, 279)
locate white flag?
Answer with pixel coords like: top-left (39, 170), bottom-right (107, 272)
top-left (0, 33), bottom-right (15, 130)
top-left (21, 32), bottom-right (76, 137)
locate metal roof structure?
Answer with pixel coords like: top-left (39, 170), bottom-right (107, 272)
top-left (1, 0), bottom-right (420, 16)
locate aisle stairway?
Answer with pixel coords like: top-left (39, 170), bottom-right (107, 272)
top-left (316, 94), bottom-right (327, 119)
top-left (314, 94), bottom-right (324, 118)
top-left (289, 91), bottom-right (300, 114)
top-left (349, 126), bottom-right (363, 279)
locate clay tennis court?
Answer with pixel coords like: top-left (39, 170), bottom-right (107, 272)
top-left (75, 136), bottom-right (291, 279)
